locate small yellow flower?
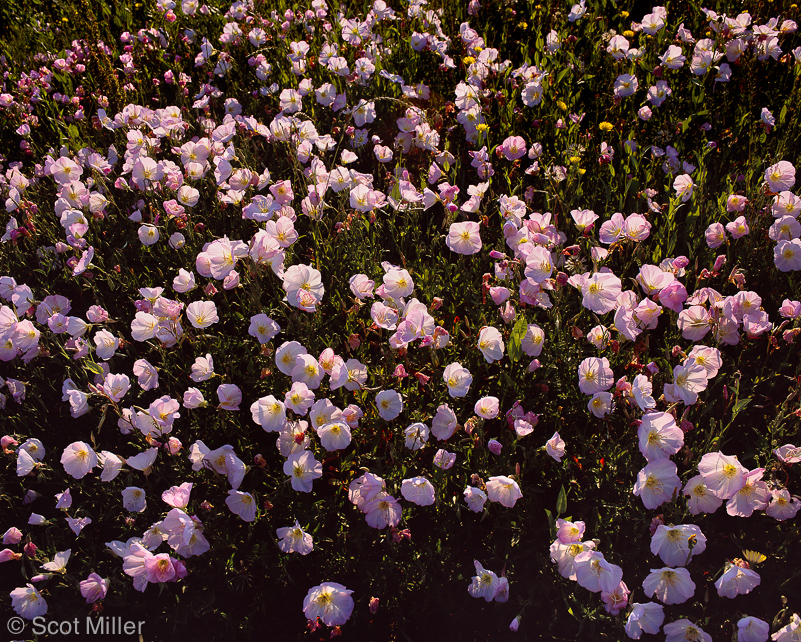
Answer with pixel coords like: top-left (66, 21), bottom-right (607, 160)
top-left (557, 100), bottom-right (567, 111)
top-left (621, 10), bottom-right (629, 18)
top-left (474, 46), bottom-right (483, 53)
top-left (578, 168), bottom-right (586, 175)
top-left (623, 30), bottom-right (635, 38)
top-left (518, 22), bottom-right (528, 30)
top-left (742, 550), bottom-right (767, 566)
top-left (462, 56), bottom-right (476, 65)
top-left (476, 123), bottom-right (489, 132)
top-left (62, 16), bottom-right (69, 23)
top-left (535, 4), bottom-right (543, 9)
top-left (569, 156), bottom-right (581, 165)
top-left (599, 121), bottom-right (614, 132)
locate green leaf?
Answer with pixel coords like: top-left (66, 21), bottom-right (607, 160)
top-left (732, 398), bottom-right (751, 417)
top-left (544, 508), bottom-right (555, 538)
top-left (84, 360), bottom-right (104, 376)
top-left (556, 484), bottom-right (567, 516)
top-left (507, 316), bottom-right (528, 364)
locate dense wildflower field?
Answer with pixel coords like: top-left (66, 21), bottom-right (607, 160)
top-left (1, 0), bottom-right (801, 639)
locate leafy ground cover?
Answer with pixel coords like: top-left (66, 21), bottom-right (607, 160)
top-left (1, 0), bottom-right (800, 640)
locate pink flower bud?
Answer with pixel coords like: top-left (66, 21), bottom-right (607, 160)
top-left (0, 548), bottom-right (22, 562)
top-left (523, 412), bottom-right (539, 427)
top-left (369, 597), bottom-right (380, 614)
top-left (488, 439), bottom-right (502, 455)
top-left (166, 437), bottom-right (182, 455)
top-left (24, 541), bottom-right (37, 558)
top-left (673, 256), bottom-right (689, 269)
top-left (1, 435), bottom-right (18, 454)
top-left (3, 527), bottom-right (22, 545)
top-left (648, 514), bottom-right (664, 535)
top-left (414, 372), bottom-right (430, 386)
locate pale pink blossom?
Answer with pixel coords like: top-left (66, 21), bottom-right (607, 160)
top-left (664, 619), bottom-right (711, 642)
top-left (225, 490), bottom-right (257, 522)
top-left (697, 451), bottom-right (746, 499)
top-left (446, 221), bottom-right (482, 255)
top-left (766, 489), bottom-right (801, 521)
top-left (486, 476), bottom-right (522, 507)
top-left (443, 362), bottom-right (472, 398)
top-left (303, 582), bottom-right (354, 626)
top-left (673, 174), bottom-right (695, 202)
top-left (186, 300), bottom-right (218, 329)
top-left (726, 468), bottom-right (770, 517)
top-left (581, 272), bottom-right (622, 314)
top-left (650, 524), bottom-right (706, 567)
top-left (375, 389), bottom-right (403, 420)
top-left (61, 442), bottom-right (97, 479)
top-left (10, 583), bottom-right (47, 618)
top-left (467, 560), bottom-right (502, 601)
top-left (737, 616), bottom-right (770, 642)
top-left (638, 412), bottom-right (684, 461)
top-left (401, 477), bottom-right (436, 506)
top-left (574, 550), bottom-right (623, 593)
top-left (546, 432), bottom-right (566, 461)
top-left (284, 450), bottom-right (322, 492)
top-left (765, 160), bottom-right (796, 192)
top-left (464, 486), bottom-right (487, 512)
top-left (277, 520), bottom-right (313, 555)
top-left (364, 492), bottom-right (402, 529)
top-left (578, 357), bottom-right (614, 395)
top-left (79, 573), bottom-right (108, 603)
top-left (642, 567), bottom-right (695, 604)
top-left (633, 460), bottom-right (681, 509)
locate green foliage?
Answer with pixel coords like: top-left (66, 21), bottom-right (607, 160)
top-left (0, 0), bottom-right (800, 641)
